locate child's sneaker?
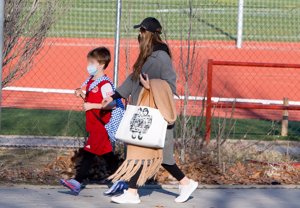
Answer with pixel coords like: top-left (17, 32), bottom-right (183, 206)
top-left (104, 180), bottom-right (128, 195)
top-left (60, 179), bottom-right (82, 195)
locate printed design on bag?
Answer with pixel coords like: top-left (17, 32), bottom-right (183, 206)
top-left (130, 107), bottom-right (152, 140)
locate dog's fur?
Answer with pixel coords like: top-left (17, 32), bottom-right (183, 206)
top-left (71, 148), bottom-right (124, 183)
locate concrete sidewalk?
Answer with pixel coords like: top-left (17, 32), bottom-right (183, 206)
top-left (0, 185), bottom-right (300, 208)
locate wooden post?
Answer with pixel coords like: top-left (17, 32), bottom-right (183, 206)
top-left (281, 98), bottom-right (289, 136)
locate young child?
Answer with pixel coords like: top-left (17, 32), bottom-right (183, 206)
top-left (60, 47), bottom-right (122, 195)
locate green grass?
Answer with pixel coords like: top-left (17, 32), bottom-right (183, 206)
top-left (1, 108), bottom-right (86, 137)
top-left (211, 117), bottom-right (300, 141)
top-left (35, 0), bottom-right (300, 42)
top-left (1, 108), bottom-right (300, 141)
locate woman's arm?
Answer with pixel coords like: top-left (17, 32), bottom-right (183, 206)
top-left (102, 100), bottom-right (116, 110)
top-left (102, 73), bottom-right (134, 108)
top-left (159, 52), bottom-right (177, 95)
top-left (139, 73), bottom-right (150, 89)
top-left (115, 73), bottom-right (134, 99)
top-left (111, 91), bottom-right (123, 100)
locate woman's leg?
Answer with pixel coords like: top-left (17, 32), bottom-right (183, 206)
top-left (161, 162), bottom-right (198, 203)
top-left (162, 126), bottom-right (190, 185)
top-left (126, 166), bottom-right (143, 194)
top-left (162, 126), bottom-right (198, 202)
top-left (126, 163), bottom-right (190, 191)
top-left (161, 163), bottom-right (190, 185)
top-left (111, 166), bottom-right (141, 204)
top-left (127, 163), bottom-right (188, 192)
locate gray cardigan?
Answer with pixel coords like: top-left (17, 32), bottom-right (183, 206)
top-left (116, 49), bottom-right (177, 165)
top-left (116, 50), bottom-right (177, 105)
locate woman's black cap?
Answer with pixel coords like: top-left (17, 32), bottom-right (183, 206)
top-left (133, 17), bottom-right (162, 34)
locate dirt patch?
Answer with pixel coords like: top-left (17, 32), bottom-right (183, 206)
top-left (157, 153), bottom-right (300, 185)
top-left (0, 148), bottom-right (70, 184)
top-left (1, 141), bottom-right (300, 185)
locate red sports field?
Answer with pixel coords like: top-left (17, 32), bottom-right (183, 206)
top-left (3, 38), bottom-right (300, 120)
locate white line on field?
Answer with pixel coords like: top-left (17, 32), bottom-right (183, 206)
top-left (176, 95), bottom-right (300, 106)
top-left (3, 86), bottom-right (76, 94)
top-left (3, 86), bottom-right (300, 106)
top-left (42, 41), bottom-right (300, 51)
top-left (46, 31), bottom-right (300, 42)
top-left (68, 7), bottom-right (299, 13)
top-left (48, 31), bottom-right (115, 36)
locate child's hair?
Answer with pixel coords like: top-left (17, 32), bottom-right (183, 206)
top-left (87, 47), bottom-right (111, 69)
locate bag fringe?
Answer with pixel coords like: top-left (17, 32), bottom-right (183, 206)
top-left (108, 155), bottom-right (163, 186)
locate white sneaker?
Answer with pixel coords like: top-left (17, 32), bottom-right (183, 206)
top-left (111, 190), bottom-right (141, 204)
top-left (175, 179), bottom-right (198, 203)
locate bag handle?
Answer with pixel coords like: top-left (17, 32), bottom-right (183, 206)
top-left (148, 87), bottom-right (155, 108)
top-left (137, 87), bottom-right (155, 108)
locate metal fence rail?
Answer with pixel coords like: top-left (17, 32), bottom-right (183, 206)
top-left (205, 59), bottom-right (300, 142)
top-left (0, 135), bottom-right (84, 149)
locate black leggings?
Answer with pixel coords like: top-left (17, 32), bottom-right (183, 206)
top-left (75, 150), bottom-right (116, 183)
top-left (128, 163), bottom-right (185, 189)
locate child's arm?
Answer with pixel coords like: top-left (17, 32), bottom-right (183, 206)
top-left (75, 88), bottom-right (85, 99)
top-left (83, 83), bottom-right (116, 111)
top-left (83, 103), bottom-right (102, 111)
top-left (83, 101), bottom-right (115, 111)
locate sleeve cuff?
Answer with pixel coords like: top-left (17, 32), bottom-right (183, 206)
top-left (111, 91), bottom-right (123, 100)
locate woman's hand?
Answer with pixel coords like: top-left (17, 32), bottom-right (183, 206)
top-left (101, 96), bottom-right (113, 108)
top-left (83, 102), bottom-right (101, 111)
top-left (75, 88), bottom-right (85, 99)
top-left (140, 73), bottom-right (150, 89)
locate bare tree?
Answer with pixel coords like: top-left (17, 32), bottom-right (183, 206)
top-left (157, 0), bottom-right (206, 162)
top-left (2, 0), bottom-right (59, 87)
top-left (123, 1), bottom-right (133, 77)
top-left (177, 0), bottom-right (201, 162)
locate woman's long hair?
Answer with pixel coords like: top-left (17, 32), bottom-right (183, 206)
top-left (132, 31), bottom-right (171, 81)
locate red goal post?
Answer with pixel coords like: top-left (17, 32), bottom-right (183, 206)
top-left (205, 59), bottom-right (300, 143)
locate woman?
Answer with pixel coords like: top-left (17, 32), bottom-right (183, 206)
top-left (102, 17), bottom-right (198, 204)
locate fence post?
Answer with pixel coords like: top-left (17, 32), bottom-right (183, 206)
top-left (0, 0), bottom-right (5, 130)
top-left (236, 0), bottom-right (244, 48)
top-left (113, 0), bottom-right (122, 86)
top-left (281, 97), bottom-right (289, 136)
top-left (205, 59), bottom-right (213, 144)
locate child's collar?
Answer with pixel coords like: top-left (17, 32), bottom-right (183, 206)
top-left (81, 75), bottom-right (107, 92)
top-left (92, 72), bottom-right (106, 80)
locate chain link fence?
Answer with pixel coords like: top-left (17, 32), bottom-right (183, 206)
top-left (1, 0), bottom-right (300, 145)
